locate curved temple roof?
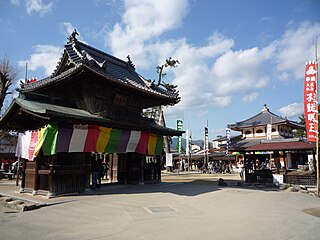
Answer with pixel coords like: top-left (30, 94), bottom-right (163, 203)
top-left (0, 92), bottom-right (183, 136)
top-left (228, 105), bottom-right (304, 131)
top-left (19, 37), bottom-right (180, 104)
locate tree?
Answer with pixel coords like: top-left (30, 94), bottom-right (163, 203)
top-left (156, 57), bottom-right (180, 90)
top-left (0, 56), bottom-right (19, 111)
top-left (294, 104), bottom-right (320, 138)
top-left (293, 114), bottom-right (306, 138)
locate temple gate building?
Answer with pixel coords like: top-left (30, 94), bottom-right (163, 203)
top-left (0, 32), bottom-right (183, 197)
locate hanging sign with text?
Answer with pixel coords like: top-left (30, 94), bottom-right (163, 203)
top-left (304, 60), bottom-right (318, 142)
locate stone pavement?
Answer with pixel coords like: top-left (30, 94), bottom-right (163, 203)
top-left (0, 172), bottom-right (320, 240)
top-left (0, 171), bottom-right (242, 211)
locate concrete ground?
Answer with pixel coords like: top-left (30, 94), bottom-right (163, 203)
top-left (0, 172), bottom-right (319, 240)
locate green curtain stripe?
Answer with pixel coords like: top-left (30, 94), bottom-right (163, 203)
top-left (105, 128), bottom-right (122, 153)
top-left (155, 135), bottom-right (164, 155)
top-left (42, 124), bottom-right (59, 156)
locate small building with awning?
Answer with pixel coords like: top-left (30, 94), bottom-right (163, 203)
top-left (227, 105), bottom-right (315, 185)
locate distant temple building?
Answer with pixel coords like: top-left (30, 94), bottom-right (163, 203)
top-left (229, 104), bottom-right (302, 140)
top-left (213, 105), bottom-right (315, 185)
top-left (0, 31), bottom-right (183, 196)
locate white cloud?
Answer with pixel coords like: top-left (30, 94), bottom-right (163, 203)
top-left (242, 92), bottom-right (259, 102)
top-left (61, 22), bottom-right (75, 36)
top-left (270, 22), bottom-right (320, 81)
top-left (59, 22), bottom-right (87, 43)
top-left (105, 0), bottom-right (272, 118)
top-left (278, 103), bottom-right (303, 117)
top-left (210, 48), bottom-right (269, 96)
top-left (18, 45), bottom-right (62, 76)
top-left (26, 0), bottom-right (53, 16)
top-left (105, 0), bottom-right (189, 67)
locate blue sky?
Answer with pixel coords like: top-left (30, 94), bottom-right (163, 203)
top-left (1, 0), bottom-right (320, 140)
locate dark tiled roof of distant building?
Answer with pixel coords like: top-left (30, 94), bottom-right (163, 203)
top-left (228, 104), bottom-right (303, 130)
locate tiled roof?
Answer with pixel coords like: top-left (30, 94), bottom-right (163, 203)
top-left (228, 105), bottom-right (303, 130)
top-left (0, 92), bottom-right (183, 136)
top-left (19, 39), bottom-right (180, 103)
top-left (230, 138), bottom-right (263, 150)
top-left (0, 144), bottom-right (16, 154)
top-left (245, 140), bottom-right (314, 151)
top-left (19, 64), bottom-right (83, 92)
top-left (0, 134), bottom-right (16, 154)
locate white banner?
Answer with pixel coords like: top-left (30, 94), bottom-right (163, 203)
top-left (267, 124), bottom-right (272, 140)
top-left (226, 128), bottom-right (231, 156)
top-left (166, 153), bottom-right (173, 167)
top-left (186, 129), bottom-right (189, 155)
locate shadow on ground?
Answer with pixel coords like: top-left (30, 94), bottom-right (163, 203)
top-left (0, 174), bottom-right (280, 208)
top-left (69, 176), bottom-right (279, 198)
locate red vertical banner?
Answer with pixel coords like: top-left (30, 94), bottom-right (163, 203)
top-left (304, 61), bottom-right (318, 142)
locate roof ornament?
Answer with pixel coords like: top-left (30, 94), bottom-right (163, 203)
top-left (262, 104), bottom-right (269, 112)
top-left (82, 50), bottom-right (107, 68)
top-left (126, 55), bottom-right (135, 70)
top-left (67, 29), bottom-right (79, 43)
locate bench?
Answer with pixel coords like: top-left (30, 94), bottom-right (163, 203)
top-left (0, 172), bottom-right (14, 180)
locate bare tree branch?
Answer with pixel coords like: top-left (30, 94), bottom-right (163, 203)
top-left (0, 56), bottom-right (19, 111)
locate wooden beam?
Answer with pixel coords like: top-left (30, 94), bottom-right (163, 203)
top-left (21, 108), bottom-right (50, 120)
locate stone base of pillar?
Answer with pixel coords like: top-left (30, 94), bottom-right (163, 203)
top-left (47, 192), bottom-right (56, 198)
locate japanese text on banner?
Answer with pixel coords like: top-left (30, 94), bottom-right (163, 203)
top-left (304, 61), bottom-right (318, 142)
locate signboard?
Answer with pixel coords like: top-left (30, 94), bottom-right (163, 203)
top-left (226, 128), bottom-right (231, 156)
top-left (185, 129), bottom-right (190, 155)
top-left (177, 119), bottom-right (183, 153)
top-left (304, 61), bottom-right (318, 142)
top-left (267, 124), bottom-right (272, 140)
top-left (166, 153), bottom-right (173, 167)
top-left (204, 127), bottom-right (209, 161)
top-left (273, 174), bottom-right (283, 186)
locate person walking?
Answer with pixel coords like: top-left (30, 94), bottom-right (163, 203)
top-left (91, 155), bottom-right (100, 189)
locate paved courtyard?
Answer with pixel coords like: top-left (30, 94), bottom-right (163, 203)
top-left (0, 172), bottom-right (319, 240)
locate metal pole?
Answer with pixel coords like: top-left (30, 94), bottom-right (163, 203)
top-left (315, 35), bottom-right (319, 196)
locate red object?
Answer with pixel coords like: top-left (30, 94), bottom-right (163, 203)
top-left (304, 61), bottom-right (318, 142)
top-left (136, 131), bottom-right (149, 154)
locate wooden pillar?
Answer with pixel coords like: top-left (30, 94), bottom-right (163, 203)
top-left (158, 156), bottom-right (161, 182)
top-left (20, 159), bottom-right (26, 192)
top-left (313, 149), bottom-right (316, 172)
top-left (85, 153), bottom-right (91, 189)
top-left (139, 155), bottom-right (144, 185)
top-left (47, 164), bottom-right (56, 197)
top-left (283, 151), bottom-right (287, 169)
top-left (47, 156), bottom-right (58, 197)
top-left (109, 154), bottom-right (113, 183)
top-left (110, 153), bottom-right (118, 183)
top-left (274, 151), bottom-right (281, 174)
top-left (243, 151), bottom-right (248, 183)
top-left (15, 157), bottom-right (20, 186)
top-left (253, 153), bottom-right (257, 171)
top-left (32, 160), bottom-right (39, 195)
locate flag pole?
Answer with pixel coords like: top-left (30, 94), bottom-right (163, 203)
top-left (315, 35), bottom-right (319, 197)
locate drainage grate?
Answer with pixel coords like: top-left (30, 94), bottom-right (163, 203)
top-left (146, 206), bottom-right (175, 213)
